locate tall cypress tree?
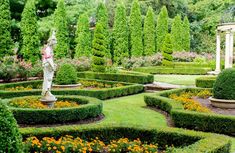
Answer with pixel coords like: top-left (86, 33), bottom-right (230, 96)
top-left (144, 7), bottom-right (155, 56)
top-left (92, 22), bottom-right (106, 72)
top-left (182, 16), bottom-right (190, 51)
top-left (113, 2), bottom-right (129, 64)
top-left (75, 13), bottom-right (91, 58)
top-left (54, 0), bottom-right (69, 58)
top-left (96, 3), bottom-right (110, 58)
top-left (171, 14), bottom-right (183, 51)
top-left (0, 0), bottom-right (13, 58)
top-left (162, 33), bottom-right (173, 66)
top-left (21, 0), bottom-right (39, 63)
top-left (156, 6), bottom-right (168, 52)
top-left (130, 0), bottom-right (143, 57)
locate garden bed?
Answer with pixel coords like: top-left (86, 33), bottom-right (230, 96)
top-left (3, 95), bottom-right (103, 125)
top-left (0, 79), bottom-right (144, 100)
top-left (20, 124), bottom-right (231, 153)
top-left (145, 88), bottom-right (235, 135)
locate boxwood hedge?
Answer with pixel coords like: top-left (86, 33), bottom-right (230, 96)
top-left (3, 95), bottom-right (103, 125)
top-left (0, 80), bottom-right (144, 100)
top-left (19, 124), bottom-right (231, 153)
top-left (145, 88), bottom-right (235, 135)
top-left (195, 76), bottom-right (216, 88)
top-left (77, 71), bottom-right (154, 84)
top-left (134, 66), bottom-right (211, 75)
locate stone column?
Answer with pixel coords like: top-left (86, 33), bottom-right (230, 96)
top-left (230, 32), bottom-right (234, 67)
top-left (215, 31), bottom-right (221, 72)
top-left (225, 31), bottom-right (231, 68)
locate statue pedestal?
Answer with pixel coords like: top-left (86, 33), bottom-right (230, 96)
top-left (40, 92), bottom-right (57, 108)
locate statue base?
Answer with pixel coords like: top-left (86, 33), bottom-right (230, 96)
top-left (40, 92), bottom-right (57, 108)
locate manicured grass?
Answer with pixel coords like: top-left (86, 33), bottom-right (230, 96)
top-left (154, 74), bottom-right (210, 85)
top-left (101, 93), bottom-right (167, 127)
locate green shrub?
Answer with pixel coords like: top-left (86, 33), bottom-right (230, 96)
top-left (134, 66), bottom-right (211, 75)
top-left (92, 22), bottom-right (106, 72)
top-left (162, 34), bottom-right (173, 66)
top-left (145, 88), bottom-right (235, 135)
top-left (195, 77), bottom-right (216, 88)
top-left (77, 71), bottom-right (154, 84)
top-left (20, 125), bottom-right (231, 153)
top-left (55, 64), bottom-right (77, 85)
top-left (5, 96), bottom-right (102, 124)
top-left (0, 101), bottom-right (23, 152)
top-left (213, 68), bottom-right (235, 100)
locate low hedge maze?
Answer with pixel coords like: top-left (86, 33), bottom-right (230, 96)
top-left (145, 88), bottom-right (235, 136)
top-left (0, 79), bottom-right (144, 100)
top-left (20, 124), bottom-right (231, 153)
top-left (3, 95), bottom-right (103, 125)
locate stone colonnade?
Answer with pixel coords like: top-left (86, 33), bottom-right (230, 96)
top-left (215, 23), bottom-right (235, 73)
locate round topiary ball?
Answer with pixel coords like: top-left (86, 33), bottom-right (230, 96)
top-left (213, 68), bottom-right (235, 100)
top-left (0, 101), bottom-right (23, 152)
top-left (55, 64), bottom-right (77, 85)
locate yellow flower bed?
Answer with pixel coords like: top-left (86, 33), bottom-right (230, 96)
top-left (169, 91), bottom-right (211, 113)
top-left (6, 86), bottom-right (33, 91)
top-left (24, 136), bottom-right (160, 153)
top-left (9, 97), bottom-right (79, 109)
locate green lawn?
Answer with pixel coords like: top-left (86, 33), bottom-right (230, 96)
top-left (83, 93), bottom-right (167, 127)
top-left (154, 74), bottom-right (209, 85)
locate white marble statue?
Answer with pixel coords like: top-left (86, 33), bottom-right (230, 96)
top-left (41, 31), bottom-right (57, 101)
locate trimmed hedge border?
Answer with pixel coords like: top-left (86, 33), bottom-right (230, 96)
top-left (77, 71), bottom-right (154, 84)
top-left (133, 66), bottom-right (211, 75)
top-left (145, 88), bottom-right (235, 135)
top-left (3, 95), bottom-right (102, 125)
top-left (19, 124), bottom-right (231, 153)
top-left (195, 76), bottom-right (216, 88)
top-left (0, 80), bottom-right (144, 100)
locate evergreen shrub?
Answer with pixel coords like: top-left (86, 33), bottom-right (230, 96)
top-left (55, 64), bottom-right (77, 85)
top-left (213, 68), bottom-right (235, 100)
top-left (0, 101), bottom-right (23, 153)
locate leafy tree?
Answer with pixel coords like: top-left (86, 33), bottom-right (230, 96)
top-left (130, 0), bottom-right (143, 57)
top-left (162, 33), bottom-right (173, 66)
top-left (92, 22), bottom-right (106, 72)
top-left (113, 2), bottom-right (129, 64)
top-left (96, 2), bottom-right (110, 58)
top-left (182, 16), bottom-right (190, 51)
top-left (171, 14), bottom-right (183, 51)
top-left (75, 13), bottom-right (91, 58)
top-left (0, 0), bottom-right (13, 58)
top-left (156, 6), bottom-right (168, 52)
top-left (21, 0), bottom-right (40, 63)
top-left (54, 0), bottom-right (69, 58)
top-left (143, 7), bottom-right (155, 56)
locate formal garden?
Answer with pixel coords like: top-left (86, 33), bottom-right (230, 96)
top-left (1, 0), bottom-right (235, 153)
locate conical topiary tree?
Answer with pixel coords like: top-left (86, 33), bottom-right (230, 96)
top-left (113, 2), bottom-right (129, 64)
top-left (156, 6), bottom-right (168, 52)
top-left (0, 102), bottom-right (23, 153)
top-left (75, 13), bottom-right (91, 58)
top-left (92, 22), bottom-right (106, 72)
top-left (171, 14), bottom-right (183, 51)
top-left (144, 7), bottom-right (155, 56)
top-left (54, 0), bottom-right (69, 58)
top-left (21, 0), bottom-right (40, 63)
top-left (182, 16), bottom-right (190, 51)
top-left (0, 0), bottom-right (13, 58)
top-left (162, 34), bottom-right (173, 66)
top-left (96, 2), bottom-right (111, 58)
top-left (130, 0), bottom-right (143, 57)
